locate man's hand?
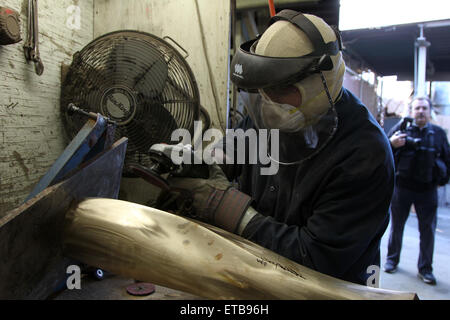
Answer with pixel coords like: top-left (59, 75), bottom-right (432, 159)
top-left (168, 164), bottom-right (231, 220)
top-left (164, 164), bottom-right (252, 233)
top-left (390, 131), bottom-right (407, 149)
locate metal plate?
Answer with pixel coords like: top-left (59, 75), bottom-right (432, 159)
top-left (24, 115), bottom-right (113, 202)
top-left (0, 138), bottom-right (128, 299)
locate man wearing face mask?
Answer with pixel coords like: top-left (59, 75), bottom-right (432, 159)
top-left (384, 97), bottom-right (450, 285)
top-left (163, 10), bottom-right (395, 286)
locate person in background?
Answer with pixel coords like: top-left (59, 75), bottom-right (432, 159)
top-left (384, 96), bottom-right (450, 285)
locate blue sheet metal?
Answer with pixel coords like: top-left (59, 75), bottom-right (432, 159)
top-left (25, 114), bottom-right (113, 202)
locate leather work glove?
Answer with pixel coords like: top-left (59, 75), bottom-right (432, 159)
top-left (163, 164), bottom-right (252, 234)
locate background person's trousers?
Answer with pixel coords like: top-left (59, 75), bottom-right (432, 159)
top-left (386, 185), bottom-right (437, 274)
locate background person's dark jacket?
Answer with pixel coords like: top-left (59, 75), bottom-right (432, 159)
top-left (388, 121), bottom-right (450, 191)
top-left (222, 88), bottom-right (394, 285)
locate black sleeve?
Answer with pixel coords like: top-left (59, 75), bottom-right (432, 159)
top-left (387, 121), bottom-right (403, 162)
top-left (438, 128), bottom-right (450, 182)
top-left (242, 148), bottom-right (393, 281)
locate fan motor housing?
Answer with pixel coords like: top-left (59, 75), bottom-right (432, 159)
top-left (100, 86), bottom-right (138, 126)
top-left (0, 7), bottom-right (21, 45)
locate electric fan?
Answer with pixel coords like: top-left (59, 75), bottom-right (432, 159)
top-left (60, 30), bottom-right (200, 175)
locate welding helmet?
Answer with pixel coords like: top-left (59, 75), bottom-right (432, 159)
top-left (231, 10), bottom-right (342, 91)
top-left (231, 10), bottom-right (345, 163)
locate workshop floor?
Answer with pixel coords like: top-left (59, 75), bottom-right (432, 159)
top-left (379, 205), bottom-right (450, 300)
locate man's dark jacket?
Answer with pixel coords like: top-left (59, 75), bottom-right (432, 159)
top-left (388, 121), bottom-right (450, 191)
top-left (223, 88), bottom-right (394, 285)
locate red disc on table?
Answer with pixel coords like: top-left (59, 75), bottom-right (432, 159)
top-left (126, 282), bottom-right (155, 296)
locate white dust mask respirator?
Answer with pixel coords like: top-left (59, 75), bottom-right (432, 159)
top-left (258, 91), bottom-right (306, 133)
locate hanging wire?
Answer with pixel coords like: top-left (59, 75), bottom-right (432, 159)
top-left (193, 0), bottom-right (226, 132)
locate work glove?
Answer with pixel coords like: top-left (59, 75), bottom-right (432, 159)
top-left (162, 164), bottom-right (252, 234)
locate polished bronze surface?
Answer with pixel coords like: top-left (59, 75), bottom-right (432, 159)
top-left (63, 198), bottom-right (417, 300)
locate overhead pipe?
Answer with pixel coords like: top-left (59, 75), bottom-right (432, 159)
top-left (414, 24), bottom-right (430, 97)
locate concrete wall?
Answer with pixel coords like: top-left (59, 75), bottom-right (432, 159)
top-left (0, 0), bottom-right (94, 215)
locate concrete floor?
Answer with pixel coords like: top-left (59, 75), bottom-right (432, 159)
top-left (379, 205), bottom-right (450, 300)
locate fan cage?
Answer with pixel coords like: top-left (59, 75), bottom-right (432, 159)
top-left (61, 30), bottom-right (200, 174)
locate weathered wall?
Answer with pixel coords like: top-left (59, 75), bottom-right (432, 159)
top-left (0, 0), bottom-right (94, 215)
top-left (0, 0), bottom-right (232, 212)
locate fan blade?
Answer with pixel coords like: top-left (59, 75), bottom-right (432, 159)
top-left (118, 101), bottom-right (179, 154)
top-left (107, 38), bottom-right (169, 98)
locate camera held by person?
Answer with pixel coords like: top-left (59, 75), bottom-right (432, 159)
top-left (397, 117), bottom-right (422, 150)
